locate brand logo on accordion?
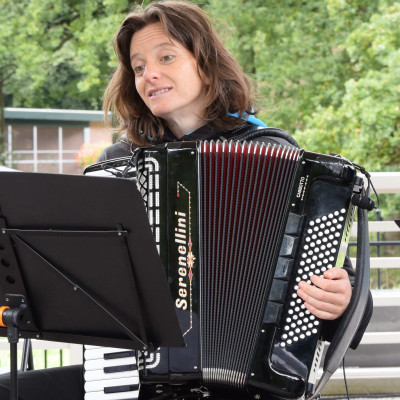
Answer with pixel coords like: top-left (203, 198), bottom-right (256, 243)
top-left (297, 175), bottom-right (309, 200)
top-left (174, 182), bottom-right (195, 336)
top-left (175, 210), bottom-right (189, 311)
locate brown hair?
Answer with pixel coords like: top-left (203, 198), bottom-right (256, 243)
top-left (104, 0), bottom-right (257, 145)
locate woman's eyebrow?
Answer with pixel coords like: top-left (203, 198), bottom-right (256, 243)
top-left (130, 42), bottom-right (177, 62)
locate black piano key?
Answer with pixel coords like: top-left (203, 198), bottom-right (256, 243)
top-left (104, 384), bottom-right (139, 394)
top-left (104, 364), bottom-right (138, 373)
top-left (104, 351), bottom-right (135, 360)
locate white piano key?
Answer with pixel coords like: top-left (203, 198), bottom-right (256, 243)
top-left (84, 345), bottom-right (104, 350)
top-left (85, 377), bottom-right (139, 393)
top-left (84, 357), bottom-right (136, 371)
top-left (84, 347), bottom-right (135, 361)
top-left (84, 368), bottom-right (138, 382)
top-left (84, 389), bottom-right (139, 400)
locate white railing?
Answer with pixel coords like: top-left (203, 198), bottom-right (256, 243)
top-left (321, 172), bottom-right (400, 396)
top-left (0, 339), bottom-right (83, 372)
top-left (5, 123), bottom-right (90, 174)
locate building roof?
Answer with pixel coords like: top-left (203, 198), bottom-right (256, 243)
top-left (5, 107), bottom-right (105, 125)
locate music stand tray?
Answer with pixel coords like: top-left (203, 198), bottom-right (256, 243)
top-left (0, 171), bottom-right (184, 351)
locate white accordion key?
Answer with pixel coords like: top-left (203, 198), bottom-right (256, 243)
top-left (84, 347), bottom-right (134, 361)
top-left (85, 367), bottom-right (138, 382)
top-left (84, 352), bottom-right (137, 371)
top-left (84, 376), bottom-right (139, 395)
top-left (85, 389), bottom-right (139, 400)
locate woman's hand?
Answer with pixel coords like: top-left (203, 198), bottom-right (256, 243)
top-left (296, 267), bottom-right (352, 320)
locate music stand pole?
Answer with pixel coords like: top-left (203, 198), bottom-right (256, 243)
top-left (0, 304), bottom-right (28, 400)
top-left (9, 342), bottom-right (17, 400)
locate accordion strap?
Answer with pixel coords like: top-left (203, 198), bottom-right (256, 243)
top-left (208, 125), bottom-right (299, 148)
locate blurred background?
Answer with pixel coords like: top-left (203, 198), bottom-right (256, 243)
top-left (0, 0), bottom-right (399, 397)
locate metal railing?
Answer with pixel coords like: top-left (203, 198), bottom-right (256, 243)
top-left (5, 124), bottom-right (87, 174)
top-left (321, 172), bottom-right (400, 396)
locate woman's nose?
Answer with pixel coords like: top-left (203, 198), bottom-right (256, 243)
top-left (143, 61), bottom-right (161, 82)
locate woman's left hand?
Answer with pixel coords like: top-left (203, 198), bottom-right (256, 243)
top-left (296, 267), bottom-right (352, 320)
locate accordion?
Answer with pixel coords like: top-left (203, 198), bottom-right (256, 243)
top-left (85, 139), bottom-right (361, 399)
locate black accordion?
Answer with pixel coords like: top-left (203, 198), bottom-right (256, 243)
top-left (85, 139), bottom-right (361, 399)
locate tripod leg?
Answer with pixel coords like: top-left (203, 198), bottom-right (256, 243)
top-left (21, 338), bottom-right (34, 372)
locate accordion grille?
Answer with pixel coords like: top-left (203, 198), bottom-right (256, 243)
top-left (199, 141), bottom-right (300, 387)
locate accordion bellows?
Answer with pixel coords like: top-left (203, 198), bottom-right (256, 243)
top-left (200, 141), bottom-right (300, 386)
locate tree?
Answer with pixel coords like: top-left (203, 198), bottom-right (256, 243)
top-left (0, 0), bottom-right (133, 110)
top-left (295, 1), bottom-right (400, 172)
top-left (0, 64), bottom-right (16, 158)
top-left (200, 0), bottom-right (382, 131)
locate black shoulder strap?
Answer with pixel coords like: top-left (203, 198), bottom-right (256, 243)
top-left (208, 124), bottom-right (299, 148)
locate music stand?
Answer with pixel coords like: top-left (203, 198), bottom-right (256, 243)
top-left (0, 171), bottom-right (185, 400)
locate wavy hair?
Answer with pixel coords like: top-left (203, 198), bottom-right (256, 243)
top-left (104, 0), bottom-right (257, 145)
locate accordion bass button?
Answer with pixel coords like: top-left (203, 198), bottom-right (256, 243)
top-left (263, 301), bottom-right (283, 324)
top-left (268, 279), bottom-right (288, 303)
top-left (279, 235), bottom-right (299, 258)
top-left (284, 212), bottom-right (305, 235)
top-left (274, 257), bottom-right (294, 280)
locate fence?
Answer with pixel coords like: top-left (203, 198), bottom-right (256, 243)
top-left (321, 172), bottom-right (400, 396)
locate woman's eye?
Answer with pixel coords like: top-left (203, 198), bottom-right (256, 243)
top-left (161, 55), bottom-right (174, 62)
top-left (133, 65), bottom-right (145, 74)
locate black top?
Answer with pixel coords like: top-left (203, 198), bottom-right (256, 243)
top-left (98, 123), bottom-right (297, 162)
top-left (98, 123), bottom-right (373, 349)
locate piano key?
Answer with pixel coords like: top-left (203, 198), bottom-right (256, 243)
top-left (85, 377), bottom-right (139, 393)
top-left (85, 345), bottom-right (106, 350)
top-left (84, 368), bottom-right (138, 382)
top-left (84, 356), bottom-right (137, 371)
top-left (84, 389), bottom-right (139, 400)
top-left (84, 347), bottom-right (135, 361)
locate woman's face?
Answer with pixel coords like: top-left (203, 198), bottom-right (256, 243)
top-left (130, 23), bottom-right (208, 135)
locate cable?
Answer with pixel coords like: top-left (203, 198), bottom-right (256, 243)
top-left (351, 163), bottom-right (380, 209)
top-left (343, 356), bottom-right (350, 400)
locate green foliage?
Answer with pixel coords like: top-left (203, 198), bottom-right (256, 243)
top-left (0, 0), bottom-right (133, 109)
top-left (1, 0), bottom-right (399, 179)
top-left (296, 2), bottom-right (400, 173)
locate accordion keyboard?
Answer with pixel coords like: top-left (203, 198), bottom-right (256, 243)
top-left (84, 345), bottom-right (139, 400)
top-left (279, 209), bottom-right (347, 347)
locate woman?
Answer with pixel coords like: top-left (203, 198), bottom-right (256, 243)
top-left (0, 1), bottom-right (372, 400)
top-left (100, 0), bottom-right (358, 325)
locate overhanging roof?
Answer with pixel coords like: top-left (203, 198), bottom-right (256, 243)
top-left (5, 108), bottom-right (105, 125)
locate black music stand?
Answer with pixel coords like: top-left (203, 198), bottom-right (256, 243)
top-left (0, 171), bottom-right (185, 400)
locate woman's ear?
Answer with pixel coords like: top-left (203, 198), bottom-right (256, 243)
top-left (199, 67), bottom-right (211, 86)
